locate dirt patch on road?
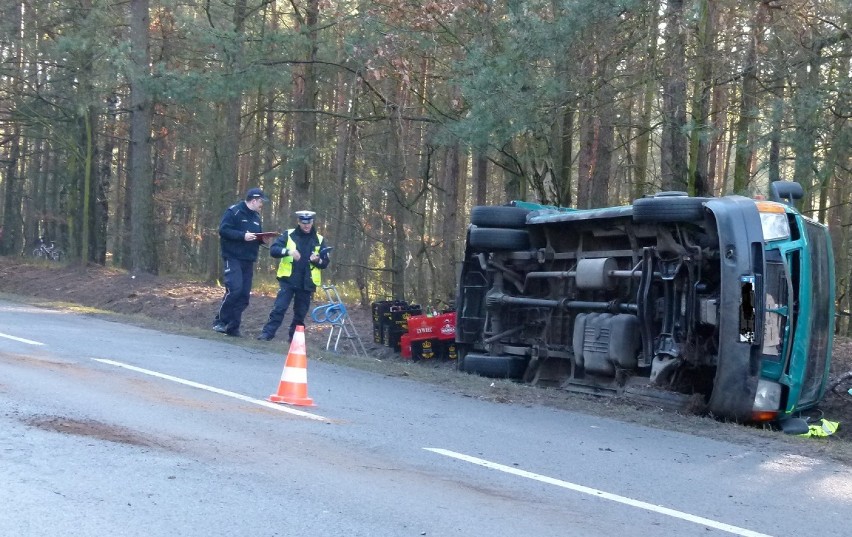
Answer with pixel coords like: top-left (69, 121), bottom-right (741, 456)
top-left (25, 415), bottom-right (160, 448)
top-left (2, 256), bottom-right (851, 462)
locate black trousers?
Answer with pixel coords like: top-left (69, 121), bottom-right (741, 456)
top-left (216, 258), bottom-right (254, 332)
top-left (261, 280), bottom-right (313, 340)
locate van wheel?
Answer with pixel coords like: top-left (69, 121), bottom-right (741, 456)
top-left (470, 206), bottom-right (530, 229)
top-left (632, 196), bottom-right (706, 223)
top-left (469, 227), bottom-right (530, 251)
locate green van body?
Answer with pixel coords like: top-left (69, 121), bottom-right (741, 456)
top-left (758, 207), bottom-right (835, 415)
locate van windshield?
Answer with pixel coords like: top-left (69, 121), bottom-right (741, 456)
top-left (763, 252), bottom-right (790, 363)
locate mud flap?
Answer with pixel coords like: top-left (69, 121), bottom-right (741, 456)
top-left (622, 385), bottom-right (694, 413)
top-left (528, 356), bottom-right (571, 387)
top-left (461, 353), bottom-right (528, 379)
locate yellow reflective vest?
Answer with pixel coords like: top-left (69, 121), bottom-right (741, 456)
top-left (798, 418), bottom-right (839, 438)
top-left (276, 229), bottom-right (324, 286)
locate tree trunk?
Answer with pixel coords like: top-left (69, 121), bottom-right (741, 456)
top-left (332, 69), bottom-right (351, 278)
top-left (689, 0), bottom-right (717, 197)
top-left (767, 29), bottom-right (786, 186)
top-left (500, 142), bottom-right (525, 203)
top-left (440, 142), bottom-right (462, 305)
top-left (291, 0), bottom-right (319, 210)
top-left (1, 132), bottom-right (21, 256)
top-left (576, 104), bottom-right (596, 209)
top-left (791, 45), bottom-right (823, 208)
top-left (557, 105), bottom-right (574, 207)
top-left (707, 83), bottom-right (728, 196)
top-left (633, 1), bottom-right (659, 199)
top-left (389, 100), bottom-right (407, 301)
top-left (590, 69), bottom-right (615, 208)
top-left (95, 95), bottom-right (117, 265)
top-left (576, 54), bottom-right (596, 209)
top-left (732, 2), bottom-right (769, 195)
top-left (721, 89), bottom-right (739, 194)
top-left (472, 153), bottom-right (488, 206)
top-left (660, 0), bottom-right (688, 192)
top-left (551, 0), bottom-right (575, 207)
top-left (204, 0), bottom-right (248, 283)
top-left (128, 0), bottom-right (157, 273)
top-left (1, 0), bottom-right (24, 255)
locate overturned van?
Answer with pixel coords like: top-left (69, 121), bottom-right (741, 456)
top-left (456, 182), bottom-right (835, 423)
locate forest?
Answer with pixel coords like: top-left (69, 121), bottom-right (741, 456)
top-left (0, 1), bottom-right (849, 330)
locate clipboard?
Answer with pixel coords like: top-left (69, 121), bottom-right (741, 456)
top-left (254, 232), bottom-right (280, 241)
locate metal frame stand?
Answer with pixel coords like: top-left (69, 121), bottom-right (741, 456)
top-left (310, 285), bottom-right (368, 356)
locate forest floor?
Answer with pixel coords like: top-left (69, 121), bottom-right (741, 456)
top-left (2, 255), bottom-right (852, 465)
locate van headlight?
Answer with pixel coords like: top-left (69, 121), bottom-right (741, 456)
top-left (756, 201), bottom-right (790, 241)
top-left (751, 379), bottom-right (782, 421)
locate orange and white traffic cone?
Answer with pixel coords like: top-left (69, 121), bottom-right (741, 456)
top-left (269, 325), bottom-right (315, 406)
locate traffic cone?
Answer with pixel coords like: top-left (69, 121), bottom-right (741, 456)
top-left (269, 325), bottom-right (315, 406)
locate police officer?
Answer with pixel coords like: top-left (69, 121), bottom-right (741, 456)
top-left (213, 187), bottom-right (272, 337)
top-left (257, 210), bottom-right (330, 341)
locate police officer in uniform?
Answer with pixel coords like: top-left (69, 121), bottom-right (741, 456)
top-left (257, 210), bottom-right (331, 341)
top-left (213, 187), bottom-right (272, 337)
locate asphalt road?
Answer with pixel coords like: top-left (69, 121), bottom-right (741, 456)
top-left (1, 300), bottom-right (850, 537)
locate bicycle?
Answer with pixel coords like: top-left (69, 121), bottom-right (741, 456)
top-left (32, 239), bottom-right (64, 262)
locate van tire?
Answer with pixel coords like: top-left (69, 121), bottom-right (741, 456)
top-left (633, 196), bottom-right (706, 223)
top-left (470, 206), bottom-right (530, 229)
top-left (469, 227), bottom-right (530, 251)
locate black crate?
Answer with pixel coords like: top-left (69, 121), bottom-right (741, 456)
top-left (441, 341), bottom-right (458, 361)
top-left (385, 304), bottom-right (421, 350)
top-left (371, 300), bottom-right (406, 344)
top-left (384, 326), bottom-right (408, 352)
top-left (391, 304), bottom-right (421, 331)
top-left (412, 339), bottom-right (457, 361)
top-left (411, 338), bottom-right (438, 361)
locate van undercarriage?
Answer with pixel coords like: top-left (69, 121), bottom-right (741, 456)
top-left (456, 189), bottom-right (833, 423)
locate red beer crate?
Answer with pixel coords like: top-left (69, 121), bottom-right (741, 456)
top-left (400, 333), bottom-right (412, 359)
top-left (407, 312), bottom-right (456, 342)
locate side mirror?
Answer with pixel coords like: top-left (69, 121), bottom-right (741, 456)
top-left (779, 417), bottom-right (810, 435)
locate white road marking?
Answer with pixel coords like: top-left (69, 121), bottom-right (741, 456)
top-left (0, 332), bottom-right (45, 345)
top-left (425, 448), bottom-right (773, 537)
top-left (93, 358), bottom-right (329, 422)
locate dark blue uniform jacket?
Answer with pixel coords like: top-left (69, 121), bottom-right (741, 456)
top-left (218, 201), bottom-right (263, 262)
